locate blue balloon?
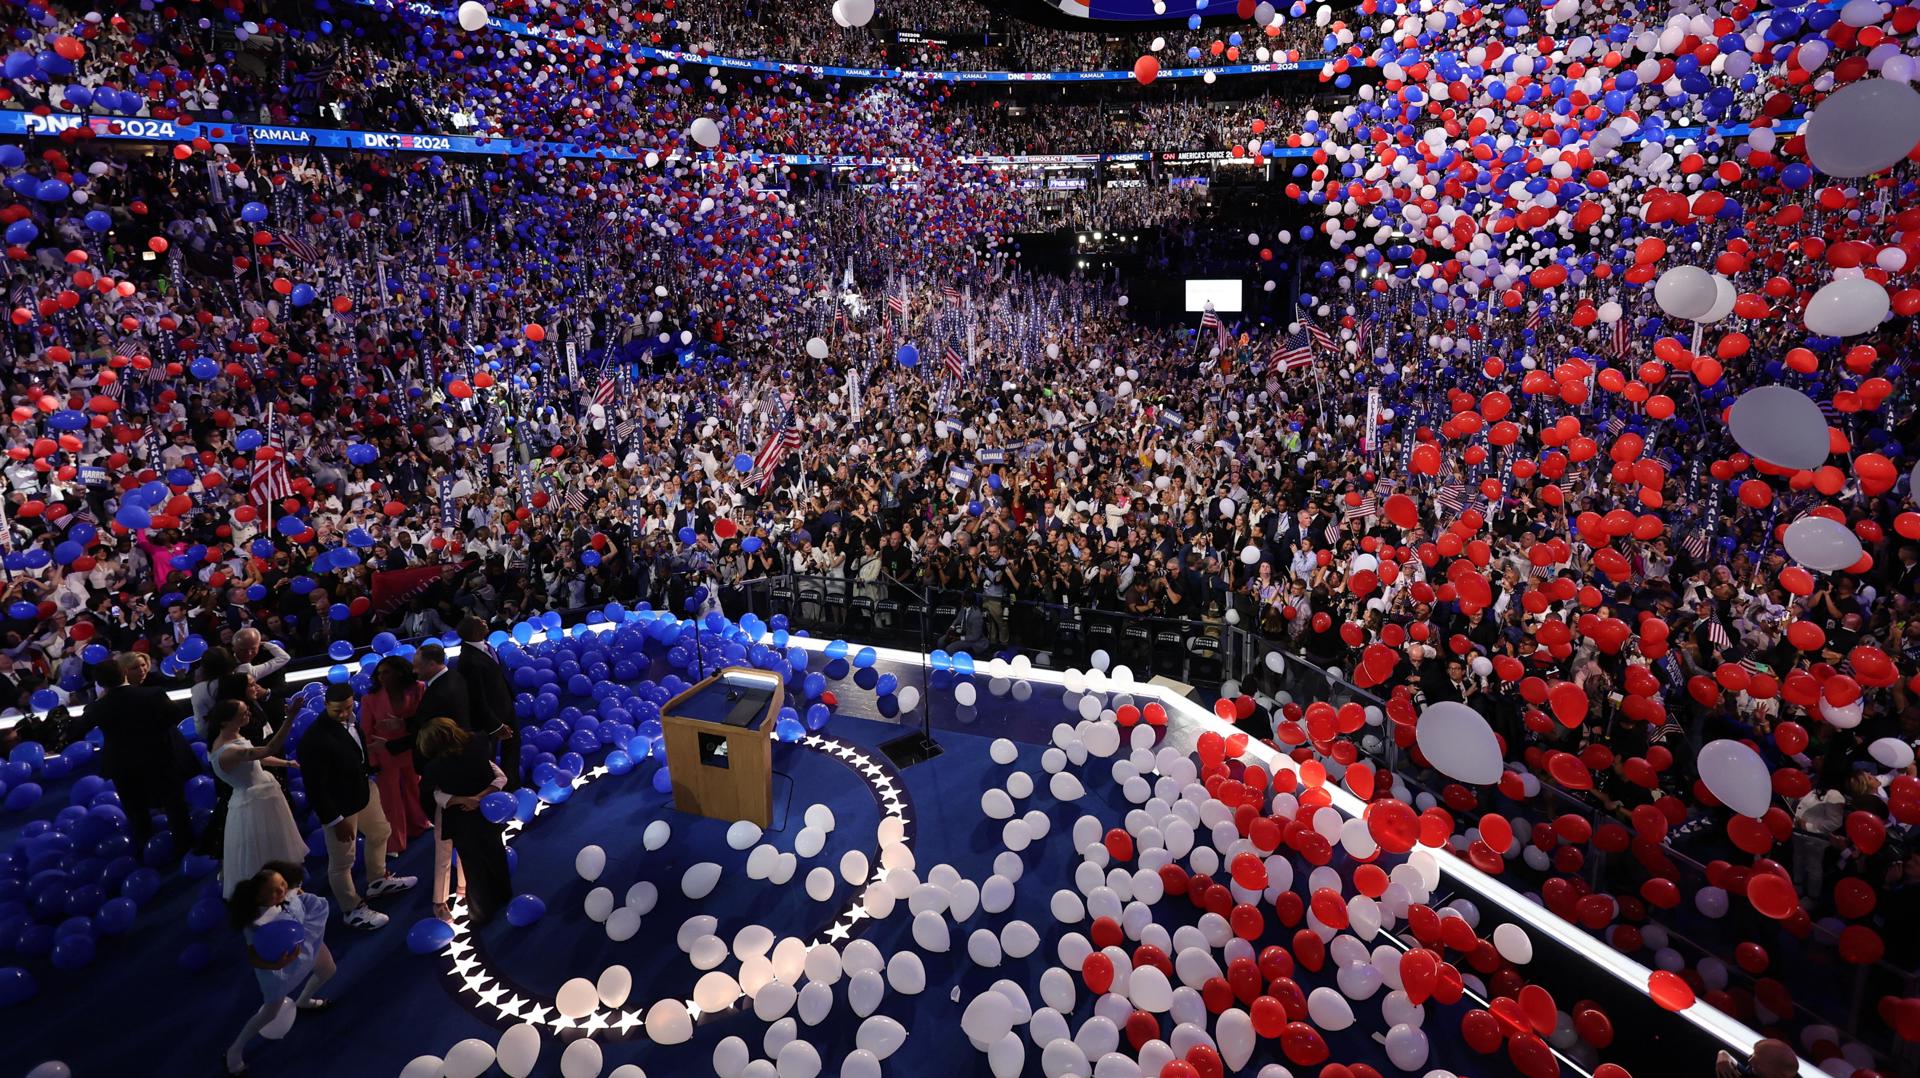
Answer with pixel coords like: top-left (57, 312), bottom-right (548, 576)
top-left (406, 917), bottom-right (456, 954)
top-left (477, 791), bottom-right (515, 824)
top-left (505, 894), bottom-right (547, 927)
top-left (853, 647), bottom-right (877, 669)
top-left (733, 452), bottom-right (754, 473)
top-left (0, 966), bottom-right (34, 1007)
top-left (82, 209), bottom-right (112, 233)
top-left (240, 201), bottom-right (269, 223)
top-left (896, 344), bottom-right (919, 367)
top-left (328, 641), bottom-right (354, 662)
top-left (253, 918), bottom-right (305, 962)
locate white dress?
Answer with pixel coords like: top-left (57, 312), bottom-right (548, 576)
top-left (213, 737), bottom-right (310, 898)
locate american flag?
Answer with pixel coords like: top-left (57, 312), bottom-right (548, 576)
top-left (1526, 307), bottom-right (1546, 335)
top-left (269, 230), bottom-right (324, 264)
top-left (1269, 329), bottom-right (1315, 372)
top-left (594, 366), bottom-right (618, 408)
top-left (1353, 319), bottom-right (1372, 357)
top-left (887, 289), bottom-right (908, 321)
top-left (1557, 466), bottom-right (1587, 501)
top-left (1342, 494), bottom-right (1378, 524)
top-left (249, 413), bottom-right (293, 521)
top-left (1681, 530), bottom-right (1709, 562)
top-left (614, 417), bottom-right (637, 445)
top-left (1609, 315), bottom-right (1631, 358)
top-left (746, 412), bottom-right (802, 495)
top-left (1600, 415), bottom-right (1627, 441)
top-left (942, 284), bottom-right (960, 303)
top-left (1434, 484), bottom-right (1470, 518)
top-left (1199, 310), bottom-right (1229, 352)
top-left (944, 341), bottom-right (964, 379)
top-left (563, 486), bottom-right (590, 514)
top-left (1300, 313), bottom-right (1336, 354)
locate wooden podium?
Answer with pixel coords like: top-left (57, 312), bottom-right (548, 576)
top-left (660, 667), bottom-right (784, 827)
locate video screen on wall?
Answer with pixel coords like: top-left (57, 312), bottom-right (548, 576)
top-left (1184, 279), bottom-right (1244, 313)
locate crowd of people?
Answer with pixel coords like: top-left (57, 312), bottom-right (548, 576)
top-left (0, 0), bottom-right (1913, 1072)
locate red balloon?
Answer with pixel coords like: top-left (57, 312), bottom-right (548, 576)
top-left (1747, 871), bottom-right (1798, 922)
top-left (1461, 1008), bottom-right (1503, 1053)
top-left (1082, 952), bottom-right (1115, 994)
top-left (1648, 970), bottom-right (1695, 1011)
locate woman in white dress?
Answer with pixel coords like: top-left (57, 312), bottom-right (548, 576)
top-left (223, 860), bottom-right (335, 1075)
top-left (209, 699), bottom-right (308, 898)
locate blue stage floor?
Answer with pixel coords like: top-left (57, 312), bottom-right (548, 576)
top-left (4, 642), bottom-right (1707, 1077)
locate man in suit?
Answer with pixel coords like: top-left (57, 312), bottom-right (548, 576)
top-left (455, 616), bottom-right (520, 786)
top-left (300, 683), bottom-right (415, 929)
top-left (410, 640), bottom-right (472, 734)
top-left (88, 658), bottom-right (194, 850)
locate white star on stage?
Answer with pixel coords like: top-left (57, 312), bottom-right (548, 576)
top-left (432, 728), bottom-right (918, 1037)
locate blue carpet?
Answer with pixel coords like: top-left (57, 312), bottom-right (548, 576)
top-left (1, 640), bottom-right (1696, 1078)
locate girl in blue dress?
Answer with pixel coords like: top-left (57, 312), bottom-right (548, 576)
top-left (222, 861), bottom-right (336, 1075)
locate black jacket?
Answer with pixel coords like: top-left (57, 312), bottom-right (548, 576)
top-left (415, 668), bottom-right (472, 733)
top-left (456, 645), bottom-right (513, 735)
top-left (298, 719), bottom-right (372, 825)
top-left (90, 684), bottom-right (192, 783)
top-left (385, 668), bottom-right (472, 756)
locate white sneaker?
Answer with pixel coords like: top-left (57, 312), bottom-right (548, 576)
top-left (366, 875), bottom-right (418, 899)
top-left (344, 905), bottom-right (390, 930)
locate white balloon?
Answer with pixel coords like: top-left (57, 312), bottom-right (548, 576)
top-left (888, 951), bottom-right (927, 994)
top-left (1728, 387), bottom-right (1830, 469)
top-left (1806, 78), bottom-right (1920, 177)
top-left (1384, 1022), bottom-right (1431, 1071)
top-left (1783, 515), bottom-right (1865, 572)
top-left (1698, 739), bottom-right (1773, 818)
top-left (457, 1), bottom-right (490, 32)
top-left (560, 1038), bottom-right (603, 1078)
top-left (398, 1056), bottom-right (442, 1078)
top-left (1492, 923), bottom-right (1533, 965)
top-left (643, 820), bottom-right (671, 850)
top-left (442, 1039), bottom-right (496, 1078)
top-left (598, 965), bottom-right (634, 1008)
top-left (576, 844), bottom-right (607, 881)
top-left (496, 1024), bottom-right (541, 1078)
top-left (646, 999), bottom-right (694, 1045)
top-left (557, 977), bottom-right (599, 1019)
top-left (805, 337), bottom-right (829, 360)
top-left (689, 117), bottom-right (722, 148)
top-left (728, 821), bottom-right (764, 850)
top-left (856, 1015), bottom-right (907, 1060)
top-left (606, 907), bottom-right (641, 941)
top-left (1653, 265), bottom-right (1716, 320)
top-left (1307, 987), bottom-right (1355, 1030)
top-left (1870, 737), bottom-right (1916, 770)
top-left (683, 862), bottom-right (723, 899)
top-left (1804, 275), bottom-right (1891, 337)
top-left (1415, 702), bottom-right (1502, 785)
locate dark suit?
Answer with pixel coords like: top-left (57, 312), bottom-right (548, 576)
top-left (392, 667), bottom-right (470, 812)
top-left (415, 668), bottom-right (472, 733)
top-left (297, 719), bottom-right (372, 827)
top-left (89, 684), bottom-right (194, 846)
top-left (456, 643), bottom-right (519, 788)
top-left (422, 736), bottom-right (511, 926)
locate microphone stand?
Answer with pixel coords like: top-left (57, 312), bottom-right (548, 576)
top-left (872, 566), bottom-right (943, 767)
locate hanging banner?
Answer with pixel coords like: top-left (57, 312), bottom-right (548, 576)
top-left (1363, 389), bottom-right (1380, 455)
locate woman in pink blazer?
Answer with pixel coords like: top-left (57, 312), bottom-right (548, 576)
top-left (359, 656), bottom-right (429, 851)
